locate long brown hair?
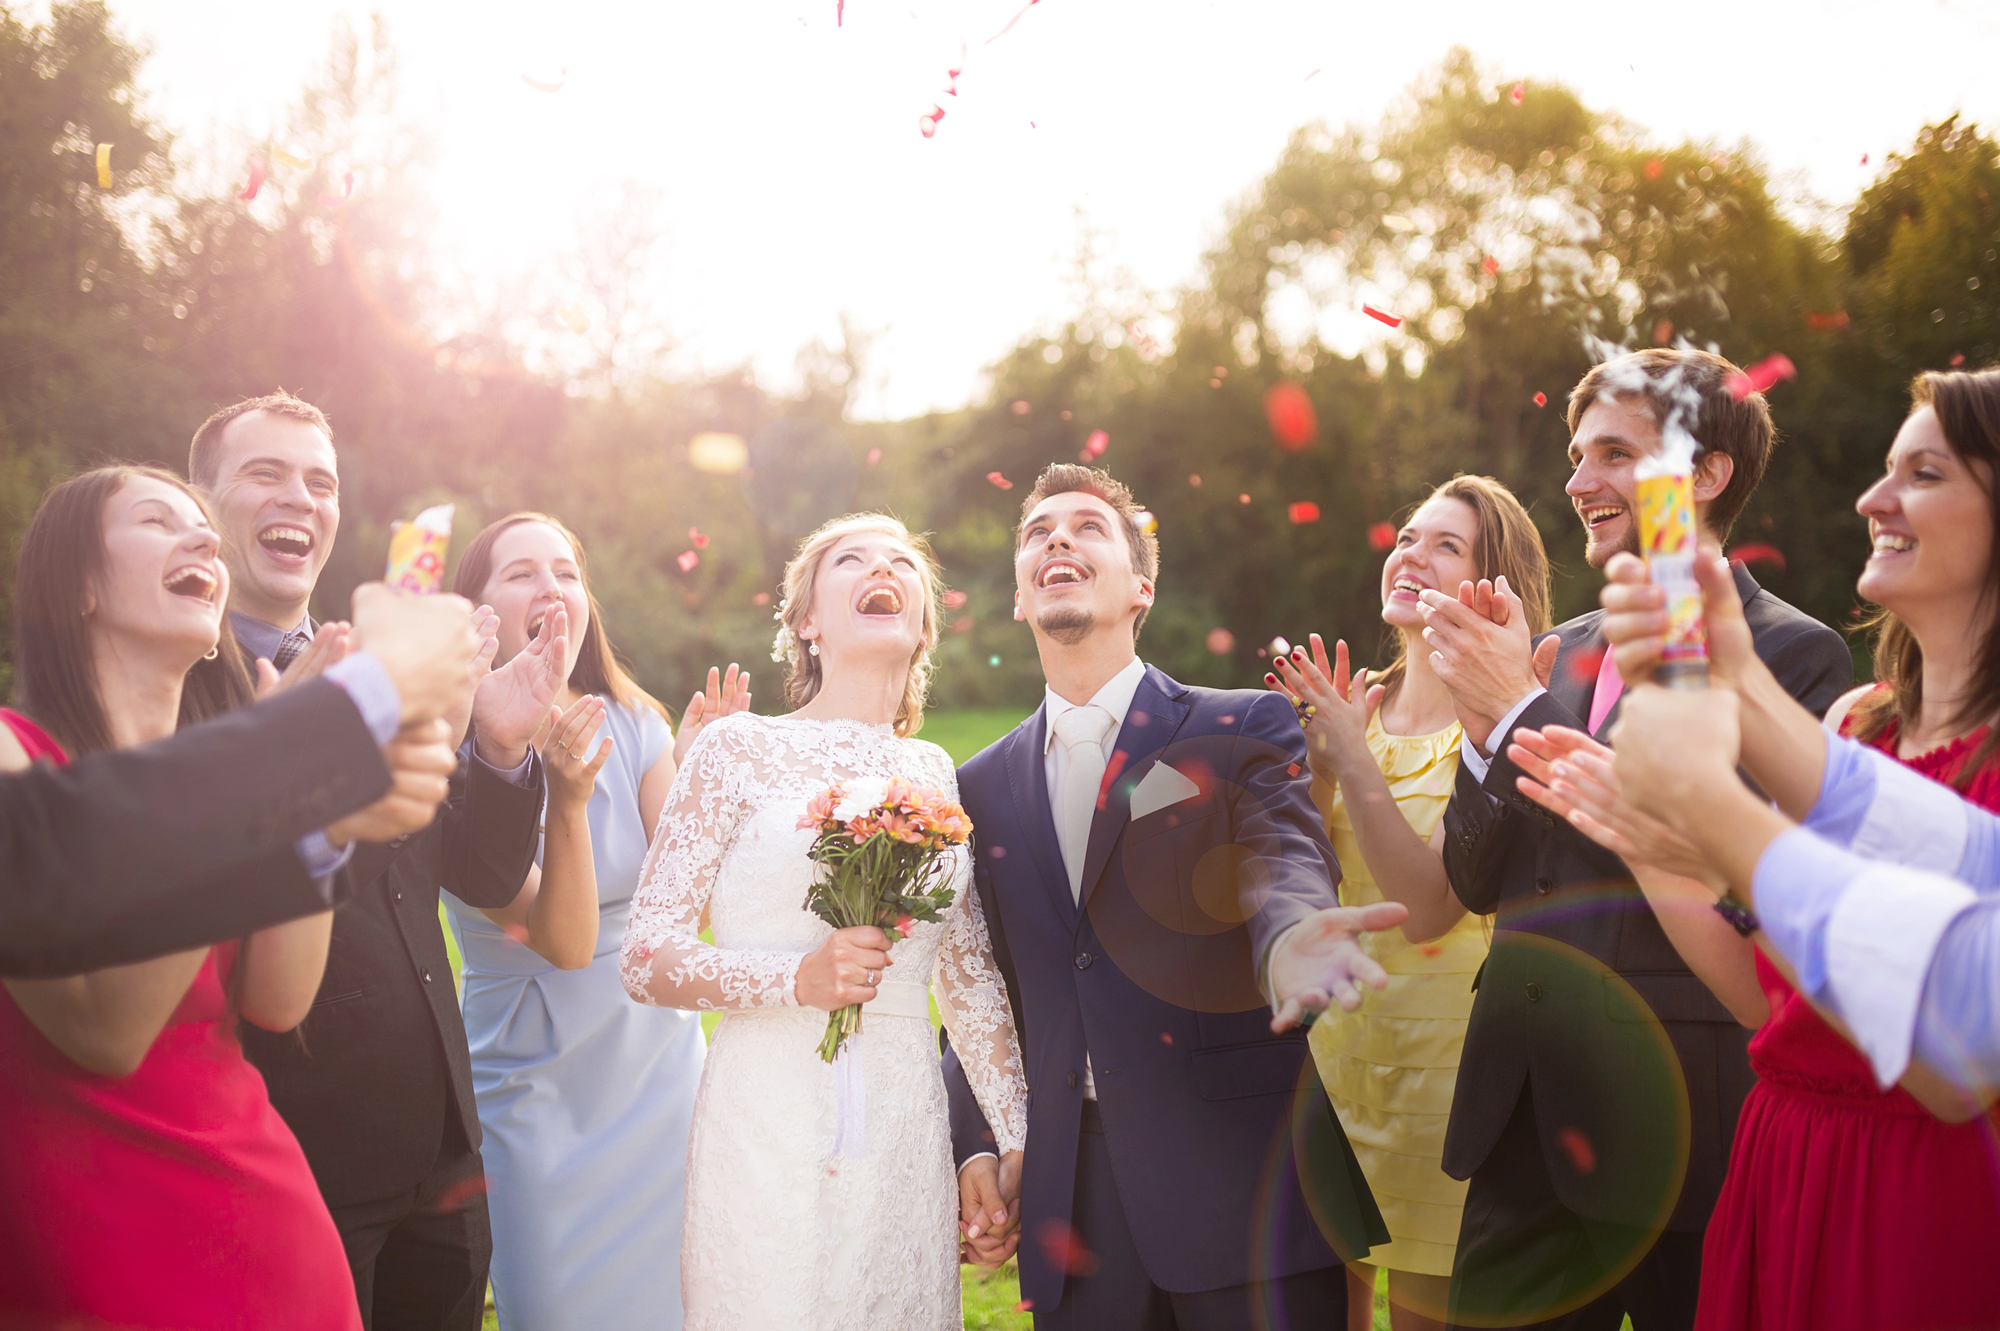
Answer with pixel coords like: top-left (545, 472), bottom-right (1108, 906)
top-left (1372, 474), bottom-right (1554, 702)
top-left (1849, 367), bottom-right (2000, 785)
top-left (12, 465), bottom-right (254, 757)
top-left (452, 512), bottom-right (667, 720)
top-left (770, 514), bottom-right (942, 738)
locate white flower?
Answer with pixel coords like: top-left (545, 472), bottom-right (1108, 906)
top-left (831, 777), bottom-right (889, 823)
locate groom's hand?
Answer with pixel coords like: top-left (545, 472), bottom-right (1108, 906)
top-left (958, 1154), bottom-right (1020, 1267)
top-left (1269, 902), bottom-right (1410, 1032)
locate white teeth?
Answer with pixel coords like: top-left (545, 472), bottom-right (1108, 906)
top-left (1582, 506), bottom-right (1624, 523)
top-left (260, 526), bottom-right (313, 553)
top-left (164, 566), bottom-right (217, 601)
top-left (1874, 533), bottom-right (1916, 554)
top-left (1393, 578), bottom-right (1424, 594)
top-left (1039, 562), bottom-right (1085, 588)
top-left (857, 587), bottom-right (903, 615)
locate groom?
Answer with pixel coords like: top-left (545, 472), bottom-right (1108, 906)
top-left (944, 464), bottom-right (1402, 1329)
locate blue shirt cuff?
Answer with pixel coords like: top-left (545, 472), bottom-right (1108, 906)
top-left (296, 828), bottom-right (358, 879)
top-left (1753, 825), bottom-right (1873, 1000)
top-left (1801, 732), bottom-right (1871, 846)
top-left (325, 653), bottom-right (403, 745)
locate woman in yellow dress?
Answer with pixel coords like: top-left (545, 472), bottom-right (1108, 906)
top-left (1269, 475), bottom-right (1551, 1331)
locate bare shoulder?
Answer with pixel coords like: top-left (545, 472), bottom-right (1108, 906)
top-left (0, 722), bottom-right (27, 774)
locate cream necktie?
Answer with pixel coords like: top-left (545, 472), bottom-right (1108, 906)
top-left (1052, 705), bottom-right (1116, 902)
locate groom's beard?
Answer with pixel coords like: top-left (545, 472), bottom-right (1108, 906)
top-left (1036, 604), bottom-right (1095, 645)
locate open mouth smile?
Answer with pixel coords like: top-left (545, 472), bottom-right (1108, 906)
top-left (1872, 532), bottom-right (1916, 558)
top-left (1036, 559), bottom-right (1089, 590)
top-left (258, 524), bottom-right (314, 561)
top-left (1580, 504), bottom-right (1625, 532)
top-left (1390, 576), bottom-right (1428, 600)
top-left (164, 564), bottom-right (219, 604)
top-left (856, 584), bottom-right (904, 616)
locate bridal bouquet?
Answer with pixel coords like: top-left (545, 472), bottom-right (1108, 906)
top-left (797, 777), bottom-right (972, 1062)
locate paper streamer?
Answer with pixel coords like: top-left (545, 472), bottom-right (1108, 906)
top-left (239, 157), bottom-right (266, 201)
top-left (95, 143), bottom-right (112, 188)
top-left (830, 1041), bottom-right (868, 1157)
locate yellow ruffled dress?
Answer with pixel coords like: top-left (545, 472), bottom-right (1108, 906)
top-left (1308, 711), bottom-right (1488, 1278)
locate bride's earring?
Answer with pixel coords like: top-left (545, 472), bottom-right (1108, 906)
top-left (808, 642), bottom-right (820, 657)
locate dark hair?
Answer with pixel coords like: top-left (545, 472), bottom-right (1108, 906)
top-left (13, 466), bottom-right (254, 757)
top-left (188, 390), bottom-right (334, 489)
top-left (1372, 474), bottom-right (1554, 700)
top-left (1566, 348), bottom-right (1774, 542)
top-left (452, 512), bottom-right (667, 720)
top-left (1015, 464), bottom-right (1161, 637)
top-left (1850, 366), bottom-right (2000, 786)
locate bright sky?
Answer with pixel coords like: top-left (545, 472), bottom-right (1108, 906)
top-left (86, 0), bottom-right (2000, 418)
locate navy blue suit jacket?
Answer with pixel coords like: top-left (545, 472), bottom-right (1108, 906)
top-left (944, 665), bottom-right (1386, 1311)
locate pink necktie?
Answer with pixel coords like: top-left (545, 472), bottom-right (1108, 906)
top-left (1586, 644), bottom-right (1624, 736)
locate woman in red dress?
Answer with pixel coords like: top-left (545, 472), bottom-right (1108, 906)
top-left (0, 466), bottom-right (360, 1329)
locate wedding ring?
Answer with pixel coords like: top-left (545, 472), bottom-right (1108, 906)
top-left (866, 969), bottom-right (879, 985)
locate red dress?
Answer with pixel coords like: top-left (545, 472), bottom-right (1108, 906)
top-left (0, 709), bottom-right (362, 1329)
top-left (1697, 709), bottom-right (2000, 1331)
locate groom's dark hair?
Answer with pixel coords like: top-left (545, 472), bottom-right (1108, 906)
top-left (1017, 464), bottom-right (1160, 636)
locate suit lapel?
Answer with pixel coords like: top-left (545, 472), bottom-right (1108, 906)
top-left (1003, 704), bottom-right (1077, 927)
top-left (1076, 667), bottom-right (1192, 914)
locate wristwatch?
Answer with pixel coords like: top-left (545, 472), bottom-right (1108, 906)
top-left (1712, 893), bottom-right (1760, 937)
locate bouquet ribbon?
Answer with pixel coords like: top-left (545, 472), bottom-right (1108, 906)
top-left (829, 979), bottom-right (930, 1158)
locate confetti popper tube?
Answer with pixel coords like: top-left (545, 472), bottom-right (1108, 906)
top-left (1634, 459), bottom-right (1707, 689)
top-left (384, 503), bottom-right (454, 593)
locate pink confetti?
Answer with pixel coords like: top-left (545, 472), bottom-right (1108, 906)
top-left (1362, 303), bottom-right (1402, 328)
top-left (1288, 501), bottom-right (1321, 524)
top-left (1304, 68), bottom-right (1319, 81)
top-left (919, 105), bottom-right (946, 138)
top-left (1729, 543), bottom-right (1786, 571)
top-left (1035, 1220), bottom-right (1099, 1276)
top-left (239, 157), bottom-right (266, 201)
top-left (1482, 255), bottom-right (1500, 276)
top-left (989, 844), bottom-right (1007, 859)
top-left (318, 171), bottom-right (354, 208)
top-left (1286, 762), bottom-right (1301, 778)
top-left (1509, 81), bottom-right (1525, 105)
top-left (865, 446), bottom-right (882, 465)
top-left (1263, 382), bottom-right (1318, 452)
top-left (1860, 153), bottom-right (1869, 166)
top-left (1013, 1302), bottom-right (1034, 1314)
top-left (676, 550), bottom-right (699, 573)
top-left (1161, 1031), bottom-right (1174, 1044)
top-left (1188, 474), bottom-right (1202, 487)
top-left (1419, 943), bottom-right (1443, 956)
top-left (837, 0), bottom-right (844, 25)
top-left (1557, 1127), bottom-right (1597, 1175)
top-left (1805, 310), bottom-right (1851, 331)
top-left (1085, 429), bottom-right (1109, 457)
top-left (434, 1172), bottom-right (491, 1213)
top-left (1565, 644), bottom-right (1607, 684)
top-left (752, 592), bottom-right (771, 606)
top-left (986, 471), bottom-right (1014, 490)
top-left (1095, 749), bottom-right (1128, 811)
top-left (950, 614), bottom-right (973, 634)
top-left (1643, 159), bottom-right (1664, 180)
top-left (503, 923), bottom-right (529, 945)
top-left (1010, 399), bottom-right (1031, 415)
top-left (1726, 353), bottom-right (1797, 400)
top-left (1951, 352), bottom-right (1967, 368)
top-left (1533, 391), bottom-right (1547, 408)
top-left (1205, 627), bottom-right (1235, 656)
top-left (1238, 493), bottom-right (1252, 505)
top-left (984, 0), bottom-right (1042, 45)
top-left (942, 589), bottom-right (968, 609)
top-left (689, 528), bottom-right (710, 549)
top-left (1367, 522), bottom-right (1396, 552)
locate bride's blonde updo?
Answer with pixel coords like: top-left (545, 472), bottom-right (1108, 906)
top-left (770, 513), bottom-right (943, 738)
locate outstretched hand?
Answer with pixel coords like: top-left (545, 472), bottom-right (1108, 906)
top-left (675, 664), bottom-right (753, 767)
top-left (1269, 901), bottom-right (1409, 1032)
top-left (1268, 634), bottom-right (1382, 781)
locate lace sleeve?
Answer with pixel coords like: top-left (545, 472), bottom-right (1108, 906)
top-left (620, 717), bottom-right (805, 1011)
top-left (922, 745), bottom-right (1028, 1153)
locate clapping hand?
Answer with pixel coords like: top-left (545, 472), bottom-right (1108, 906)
top-left (674, 664), bottom-right (752, 767)
top-left (325, 718), bottom-right (457, 849)
top-left (539, 696), bottom-right (611, 810)
top-left (472, 604), bottom-right (568, 769)
top-left (1507, 725), bottom-right (1711, 878)
top-left (1267, 634), bottom-right (1382, 782)
top-left (253, 622), bottom-right (352, 699)
top-left (1269, 901), bottom-right (1411, 1032)
top-left (1417, 577), bottom-right (1559, 753)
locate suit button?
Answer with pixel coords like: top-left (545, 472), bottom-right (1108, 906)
top-left (1067, 1072), bottom-right (1078, 1088)
top-left (1074, 952), bottom-right (1093, 971)
top-left (423, 969), bottom-right (433, 984)
top-left (1526, 982), bottom-right (1542, 1002)
top-left (1535, 877), bottom-right (1551, 895)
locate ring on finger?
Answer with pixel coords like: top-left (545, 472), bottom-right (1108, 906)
top-left (866, 969), bottom-right (878, 985)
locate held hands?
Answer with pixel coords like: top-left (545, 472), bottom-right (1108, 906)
top-left (674, 664), bottom-right (753, 768)
top-left (325, 718), bottom-right (457, 849)
top-left (1507, 726), bottom-right (1712, 879)
top-left (1417, 577), bottom-right (1559, 753)
top-left (540, 696), bottom-right (612, 811)
top-left (347, 583), bottom-right (482, 725)
top-left (1267, 635), bottom-right (1382, 781)
top-left (958, 1150), bottom-right (1023, 1267)
top-left (1268, 901), bottom-right (1410, 1032)
top-left (254, 622), bottom-right (351, 698)
top-left (472, 604), bottom-right (569, 769)
top-left (794, 925), bottom-right (894, 1012)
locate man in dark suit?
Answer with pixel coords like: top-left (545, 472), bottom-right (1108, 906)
top-left (193, 392), bottom-right (551, 1330)
top-left (1419, 349), bottom-right (1854, 1330)
top-left (0, 585), bottom-right (481, 977)
top-left (945, 464), bottom-right (1408, 1330)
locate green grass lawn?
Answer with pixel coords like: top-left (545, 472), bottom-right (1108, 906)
top-left (916, 706), bottom-right (1033, 765)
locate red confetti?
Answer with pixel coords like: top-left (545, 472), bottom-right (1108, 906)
top-left (503, 923), bottom-right (529, 945)
top-left (950, 615), bottom-right (973, 634)
top-left (919, 106), bottom-right (945, 138)
top-left (1362, 303), bottom-right (1403, 328)
top-left (1189, 473), bottom-right (1202, 487)
top-left (1161, 1031), bottom-right (1174, 1044)
top-left (1205, 627), bottom-right (1235, 656)
top-left (675, 550), bottom-right (699, 573)
top-left (239, 156), bottom-right (266, 201)
top-left (1013, 1302), bottom-right (1034, 1313)
top-left (985, 0), bottom-right (1042, 45)
top-left (1009, 399), bottom-right (1030, 415)
top-left (1288, 501), bottom-right (1321, 525)
top-left (752, 592), bottom-right (771, 606)
top-left (894, 913), bottom-right (915, 937)
top-left (1860, 153), bottom-right (1869, 166)
top-left (1085, 429), bottom-right (1109, 457)
top-left (688, 528), bottom-right (710, 549)
top-left (1533, 391), bottom-right (1547, 408)
top-left (1557, 1127), bottom-right (1597, 1174)
top-left (318, 170), bottom-right (354, 208)
top-left (865, 447), bottom-right (882, 466)
top-left (1303, 68), bottom-right (1319, 81)
top-left (1643, 159), bottom-right (1664, 180)
top-left (1729, 543), bottom-right (1786, 571)
top-left (1509, 80), bottom-right (1525, 105)
top-left (1239, 493), bottom-right (1252, 505)
top-left (1726, 353), bottom-right (1797, 400)
top-left (1095, 749), bottom-right (1129, 811)
top-left (986, 471), bottom-right (1014, 490)
top-left (1262, 382), bottom-right (1319, 451)
top-left (1653, 318), bottom-right (1676, 346)
top-left (837, 0), bottom-right (844, 25)
top-left (1482, 256), bottom-right (1500, 276)
top-left (1420, 943), bottom-right (1443, 956)
top-left (1951, 352), bottom-right (1967, 368)
top-left (432, 1172), bottom-right (490, 1213)
top-left (1035, 1218), bottom-right (1100, 1275)
top-left (1564, 644), bottom-right (1607, 684)
top-left (1805, 310), bottom-right (1851, 331)
top-left (1367, 521), bottom-right (1396, 552)
top-left (1286, 762), bottom-right (1301, 777)
top-left (942, 589), bottom-right (969, 609)
top-left (989, 844), bottom-right (1007, 859)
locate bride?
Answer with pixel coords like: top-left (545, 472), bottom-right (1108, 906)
top-left (620, 514), bottom-right (1027, 1329)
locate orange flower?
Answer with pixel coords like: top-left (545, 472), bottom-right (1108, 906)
top-left (798, 784), bottom-right (845, 831)
top-left (845, 813), bottom-right (881, 842)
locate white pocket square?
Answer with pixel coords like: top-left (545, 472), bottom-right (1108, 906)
top-left (1129, 761), bottom-right (1202, 821)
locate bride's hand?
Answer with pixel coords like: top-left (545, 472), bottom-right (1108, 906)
top-left (959, 1151), bottom-right (1022, 1268)
top-left (794, 926), bottom-right (893, 1011)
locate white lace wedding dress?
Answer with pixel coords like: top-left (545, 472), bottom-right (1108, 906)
top-left (620, 713), bottom-right (1028, 1331)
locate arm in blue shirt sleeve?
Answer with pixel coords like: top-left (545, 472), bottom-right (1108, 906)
top-left (1802, 732), bottom-right (2000, 888)
top-left (1909, 902), bottom-right (2000, 1091)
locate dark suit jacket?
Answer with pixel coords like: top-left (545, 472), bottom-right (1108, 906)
top-left (241, 743), bottom-right (543, 1208)
top-left (943, 666), bottom-right (1386, 1312)
top-left (1, 680), bottom-right (390, 978)
top-left (1440, 564), bottom-right (1851, 1232)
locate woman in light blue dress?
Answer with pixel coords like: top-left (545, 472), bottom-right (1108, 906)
top-left (447, 512), bottom-right (744, 1331)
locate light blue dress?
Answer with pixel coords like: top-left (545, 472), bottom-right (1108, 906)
top-left (446, 699), bottom-right (703, 1331)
